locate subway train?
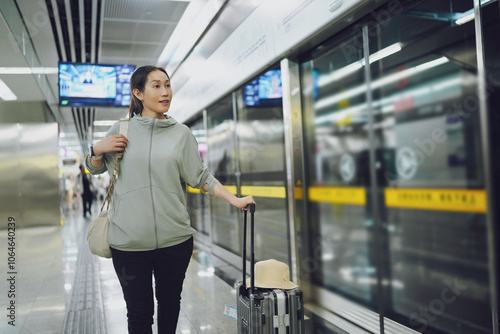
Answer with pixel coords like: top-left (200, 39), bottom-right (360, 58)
top-left (174, 0), bottom-right (500, 333)
top-left (1, 0), bottom-right (500, 333)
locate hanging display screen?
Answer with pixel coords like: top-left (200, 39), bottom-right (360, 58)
top-left (243, 69), bottom-right (282, 107)
top-left (58, 62), bottom-right (135, 107)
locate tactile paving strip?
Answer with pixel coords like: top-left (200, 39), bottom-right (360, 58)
top-left (62, 235), bottom-right (106, 334)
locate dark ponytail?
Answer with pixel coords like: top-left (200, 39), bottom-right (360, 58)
top-left (128, 65), bottom-right (170, 118)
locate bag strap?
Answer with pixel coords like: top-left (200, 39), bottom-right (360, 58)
top-left (113, 118), bottom-right (129, 179)
top-left (118, 117), bottom-right (129, 137)
top-left (100, 118), bottom-right (129, 212)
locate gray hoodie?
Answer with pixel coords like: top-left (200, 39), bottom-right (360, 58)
top-left (85, 114), bottom-right (218, 251)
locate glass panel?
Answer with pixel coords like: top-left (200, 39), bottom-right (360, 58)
top-left (370, 0), bottom-right (491, 333)
top-left (206, 95), bottom-right (240, 254)
top-left (187, 118), bottom-right (210, 235)
top-left (235, 68), bottom-right (290, 265)
top-left (301, 29), bottom-right (378, 308)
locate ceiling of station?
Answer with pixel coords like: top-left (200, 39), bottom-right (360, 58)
top-left (0, 0), bottom-right (198, 159)
top-left (0, 0), bottom-right (260, 161)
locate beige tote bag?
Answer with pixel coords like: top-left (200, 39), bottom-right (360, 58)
top-left (87, 118), bottom-right (129, 258)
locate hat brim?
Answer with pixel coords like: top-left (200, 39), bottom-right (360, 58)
top-left (245, 277), bottom-right (298, 290)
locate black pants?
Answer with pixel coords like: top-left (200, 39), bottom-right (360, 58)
top-left (110, 237), bottom-right (193, 334)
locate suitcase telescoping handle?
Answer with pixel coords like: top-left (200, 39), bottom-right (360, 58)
top-left (242, 203), bottom-right (256, 294)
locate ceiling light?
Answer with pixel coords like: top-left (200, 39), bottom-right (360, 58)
top-left (93, 120), bottom-right (117, 126)
top-left (455, 0), bottom-right (496, 25)
top-left (455, 11), bottom-right (474, 25)
top-left (0, 67), bottom-right (58, 74)
top-left (315, 73), bottom-right (462, 126)
top-left (32, 68), bottom-right (59, 74)
top-left (317, 62), bottom-right (363, 87)
top-left (315, 57), bottom-right (449, 110)
top-left (0, 68), bottom-right (32, 74)
top-left (318, 43), bottom-right (403, 87)
top-left (0, 79), bottom-right (17, 101)
top-left (368, 43), bottom-right (402, 64)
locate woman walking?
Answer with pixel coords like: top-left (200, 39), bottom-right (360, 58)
top-left (85, 65), bottom-right (255, 333)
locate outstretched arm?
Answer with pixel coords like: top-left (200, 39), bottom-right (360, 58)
top-left (203, 182), bottom-right (256, 209)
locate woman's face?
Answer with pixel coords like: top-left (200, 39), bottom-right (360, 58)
top-left (135, 70), bottom-right (172, 119)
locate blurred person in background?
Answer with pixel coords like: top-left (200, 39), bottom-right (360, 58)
top-left (65, 174), bottom-right (77, 209)
top-left (78, 164), bottom-right (94, 218)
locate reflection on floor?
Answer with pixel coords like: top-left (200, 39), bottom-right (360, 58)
top-left (100, 249), bottom-right (238, 334)
top-left (0, 205), bottom-right (243, 333)
top-left (0, 201), bottom-right (345, 333)
top-left (0, 207), bottom-right (82, 334)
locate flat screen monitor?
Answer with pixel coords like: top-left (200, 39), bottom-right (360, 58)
top-left (58, 62), bottom-right (136, 107)
top-left (243, 69), bottom-right (282, 107)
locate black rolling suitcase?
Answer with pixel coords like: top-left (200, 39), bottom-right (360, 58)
top-left (236, 204), bottom-right (305, 334)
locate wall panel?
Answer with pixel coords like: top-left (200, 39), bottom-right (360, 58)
top-left (0, 123), bottom-right (60, 228)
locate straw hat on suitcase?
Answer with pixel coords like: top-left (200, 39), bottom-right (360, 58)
top-left (246, 259), bottom-right (298, 290)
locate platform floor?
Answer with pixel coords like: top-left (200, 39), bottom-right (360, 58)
top-left (100, 244), bottom-right (238, 334)
top-left (0, 202), bottom-right (347, 334)
top-left (1, 205), bottom-right (239, 334)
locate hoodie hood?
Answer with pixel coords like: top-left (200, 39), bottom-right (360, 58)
top-left (133, 113), bottom-right (178, 128)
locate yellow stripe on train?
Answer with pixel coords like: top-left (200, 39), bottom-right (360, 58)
top-left (186, 185), bottom-right (238, 195)
top-left (385, 189), bottom-right (487, 213)
top-left (241, 186), bottom-right (286, 198)
top-left (224, 185), bottom-right (238, 195)
top-left (308, 187), bottom-right (366, 205)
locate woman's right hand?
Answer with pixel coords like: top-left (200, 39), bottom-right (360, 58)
top-left (93, 134), bottom-right (128, 156)
top-left (233, 196), bottom-right (256, 210)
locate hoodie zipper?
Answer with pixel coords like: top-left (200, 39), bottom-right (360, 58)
top-left (149, 118), bottom-right (159, 249)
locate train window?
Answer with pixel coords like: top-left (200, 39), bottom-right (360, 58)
top-left (301, 28), bottom-right (379, 310)
top-left (206, 95), bottom-right (241, 254)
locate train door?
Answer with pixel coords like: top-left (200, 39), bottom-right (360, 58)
top-left (370, 1), bottom-right (493, 333)
top-left (206, 95), bottom-right (241, 256)
top-left (186, 116), bottom-right (211, 243)
top-left (235, 67), bottom-right (291, 265)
